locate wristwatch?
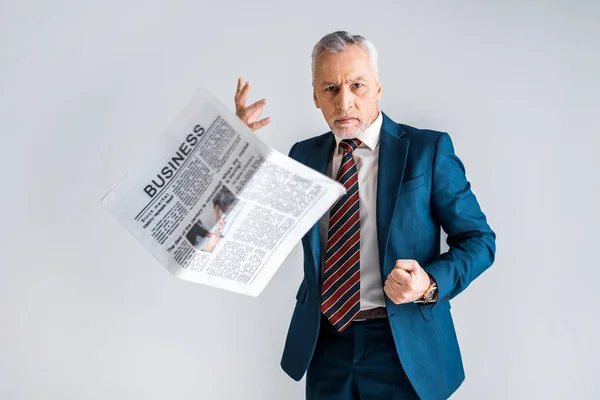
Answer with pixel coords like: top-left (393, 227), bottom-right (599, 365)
top-left (415, 274), bottom-right (438, 304)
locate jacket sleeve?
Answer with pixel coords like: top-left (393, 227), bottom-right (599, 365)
top-left (288, 142), bottom-right (299, 159)
top-left (424, 132), bottom-right (496, 303)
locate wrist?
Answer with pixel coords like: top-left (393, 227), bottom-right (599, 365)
top-left (415, 273), bottom-right (438, 303)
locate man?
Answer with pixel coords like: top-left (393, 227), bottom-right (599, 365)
top-left (234, 31), bottom-right (496, 400)
top-left (212, 184), bottom-right (237, 228)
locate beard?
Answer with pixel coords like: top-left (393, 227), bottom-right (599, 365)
top-left (329, 116), bottom-right (368, 139)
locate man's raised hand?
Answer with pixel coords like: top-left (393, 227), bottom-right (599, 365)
top-left (235, 78), bottom-right (271, 131)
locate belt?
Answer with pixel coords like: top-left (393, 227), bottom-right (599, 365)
top-left (354, 306), bottom-right (388, 321)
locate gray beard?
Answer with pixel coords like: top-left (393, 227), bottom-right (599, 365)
top-left (331, 122), bottom-right (368, 139)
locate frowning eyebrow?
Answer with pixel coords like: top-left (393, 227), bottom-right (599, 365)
top-left (319, 77), bottom-right (367, 87)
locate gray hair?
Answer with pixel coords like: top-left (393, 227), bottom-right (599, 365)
top-left (311, 31), bottom-right (379, 85)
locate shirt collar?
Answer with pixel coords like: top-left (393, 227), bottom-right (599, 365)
top-left (333, 110), bottom-right (382, 152)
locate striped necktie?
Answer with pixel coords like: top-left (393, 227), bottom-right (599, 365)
top-left (321, 138), bottom-right (361, 332)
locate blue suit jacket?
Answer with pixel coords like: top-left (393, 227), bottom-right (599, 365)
top-left (279, 112), bottom-right (496, 400)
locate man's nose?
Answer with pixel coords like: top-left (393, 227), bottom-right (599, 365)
top-left (335, 87), bottom-right (353, 112)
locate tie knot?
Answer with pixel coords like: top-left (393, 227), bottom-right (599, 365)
top-left (339, 138), bottom-right (361, 154)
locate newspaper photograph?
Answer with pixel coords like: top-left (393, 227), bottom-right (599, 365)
top-left (101, 88), bottom-right (346, 296)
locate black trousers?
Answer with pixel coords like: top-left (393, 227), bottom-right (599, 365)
top-left (306, 315), bottom-right (420, 399)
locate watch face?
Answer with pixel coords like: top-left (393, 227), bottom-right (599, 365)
top-left (426, 287), bottom-right (438, 301)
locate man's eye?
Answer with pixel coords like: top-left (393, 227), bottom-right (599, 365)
top-left (353, 83), bottom-right (363, 89)
top-left (324, 87), bottom-right (335, 92)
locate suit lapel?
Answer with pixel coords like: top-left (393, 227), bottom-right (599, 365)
top-left (376, 113), bottom-right (409, 276)
top-left (305, 133), bottom-right (336, 279)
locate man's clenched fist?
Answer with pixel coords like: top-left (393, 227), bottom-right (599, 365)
top-left (384, 259), bottom-right (431, 304)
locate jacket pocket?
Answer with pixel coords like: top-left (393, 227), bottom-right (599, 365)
top-left (417, 300), bottom-right (451, 322)
top-left (399, 174), bottom-right (425, 194)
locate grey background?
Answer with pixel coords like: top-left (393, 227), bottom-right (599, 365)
top-left (1, 0), bottom-right (598, 399)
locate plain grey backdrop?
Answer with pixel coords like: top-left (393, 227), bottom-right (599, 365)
top-left (1, 0), bottom-right (598, 399)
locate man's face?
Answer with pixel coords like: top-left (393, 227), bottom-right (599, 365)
top-left (313, 45), bottom-right (382, 138)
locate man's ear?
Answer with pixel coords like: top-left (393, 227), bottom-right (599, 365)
top-left (376, 76), bottom-right (383, 102)
top-left (313, 89), bottom-right (320, 109)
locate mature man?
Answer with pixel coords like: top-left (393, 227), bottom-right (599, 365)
top-left (234, 31), bottom-right (496, 400)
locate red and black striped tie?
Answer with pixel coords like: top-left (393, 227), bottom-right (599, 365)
top-left (321, 138), bottom-right (361, 331)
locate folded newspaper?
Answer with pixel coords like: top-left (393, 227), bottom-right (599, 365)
top-left (101, 88), bottom-right (345, 296)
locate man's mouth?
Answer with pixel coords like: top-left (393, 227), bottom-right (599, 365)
top-left (335, 117), bottom-right (357, 124)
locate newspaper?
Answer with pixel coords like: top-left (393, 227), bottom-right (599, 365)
top-left (101, 88), bottom-right (345, 296)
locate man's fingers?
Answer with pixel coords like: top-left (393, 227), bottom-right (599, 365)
top-left (248, 117), bottom-right (271, 131)
top-left (235, 78), bottom-right (243, 107)
top-left (235, 80), bottom-right (251, 112)
top-left (384, 281), bottom-right (407, 304)
top-left (235, 78), bottom-right (248, 98)
top-left (389, 268), bottom-right (411, 285)
top-left (384, 279), bottom-right (397, 294)
top-left (245, 99), bottom-right (267, 121)
top-left (384, 283), bottom-right (397, 301)
top-left (234, 79), bottom-right (270, 131)
top-left (395, 259), bottom-right (416, 272)
top-left (383, 284), bottom-right (393, 301)
top-left (236, 78), bottom-right (243, 98)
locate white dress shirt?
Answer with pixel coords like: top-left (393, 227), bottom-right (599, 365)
top-left (319, 111), bottom-right (386, 311)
